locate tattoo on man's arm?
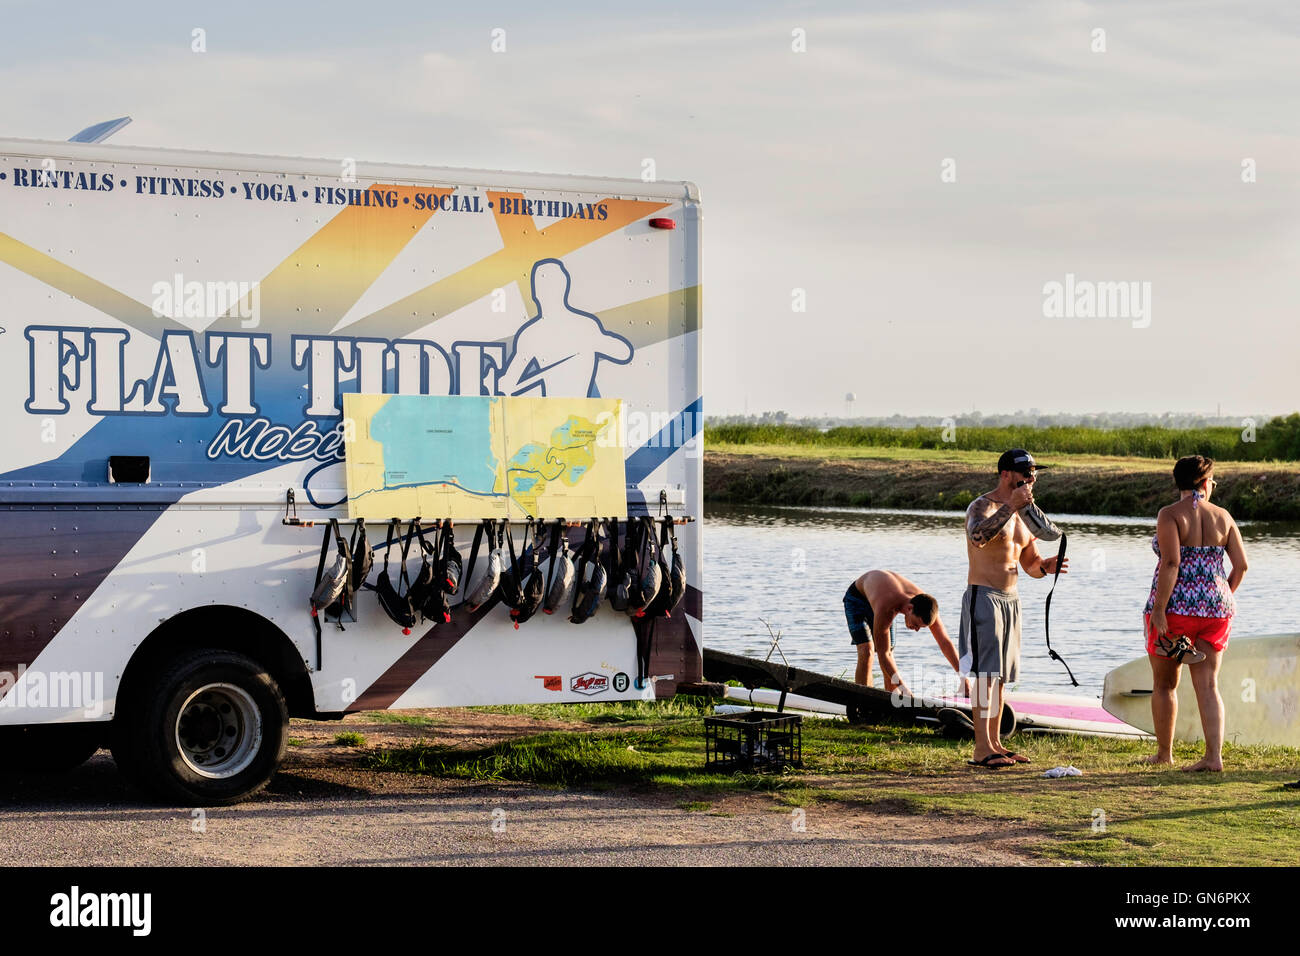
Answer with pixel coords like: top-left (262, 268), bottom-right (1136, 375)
top-left (967, 503), bottom-right (1014, 546)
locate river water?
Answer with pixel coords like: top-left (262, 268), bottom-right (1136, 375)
top-left (702, 504), bottom-right (1300, 697)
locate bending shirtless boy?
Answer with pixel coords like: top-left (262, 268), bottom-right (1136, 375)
top-left (843, 570), bottom-right (969, 700)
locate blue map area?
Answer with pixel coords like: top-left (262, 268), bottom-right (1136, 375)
top-left (370, 396), bottom-right (499, 493)
top-left (554, 419), bottom-right (579, 445)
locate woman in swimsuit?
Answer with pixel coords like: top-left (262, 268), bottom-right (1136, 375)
top-left (1143, 455), bottom-right (1248, 771)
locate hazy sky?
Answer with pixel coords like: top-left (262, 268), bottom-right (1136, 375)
top-left (2, 0), bottom-right (1297, 418)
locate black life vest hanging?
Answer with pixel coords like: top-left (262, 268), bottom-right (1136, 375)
top-left (430, 521), bottom-right (458, 623)
top-left (440, 519), bottom-right (463, 595)
top-left (544, 519), bottom-right (576, 614)
top-left (605, 516), bottom-right (629, 612)
top-left (627, 516), bottom-right (662, 618)
top-left (614, 516), bottom-right (654, 617)
top-left (464, 519), bottom-right (503, 611)
top-left (347, 518), bottom-right (373, 595)
top-left (641, 517), bottom-right (679, 619)
top-left (665, 517), bottom-right (686, 614)
top-left (312, 518), bottom-right (352, 619)
top-left (375, 518), bottom-right (417, 634)
top-left (405, 518), bottom-right (439, 621)
top-left (324, 518), bottom-right (370, 620)
top-left (497, 520), bottom-right (525, 611)
top-left (570, 519), bottom-right (606, 624)
top-left (505, 518), bottom-right (546, 628)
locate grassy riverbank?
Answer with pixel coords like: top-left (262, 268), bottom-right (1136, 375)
top-left (365, 700), bottom-right (1300, 866)
top-left (703, 445), bottom-right (1300, 520)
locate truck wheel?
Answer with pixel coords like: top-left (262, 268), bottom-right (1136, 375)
top-left (0, 724), bottom-right (103, 773)
top-left (113, 649), bottom-right (288, 806)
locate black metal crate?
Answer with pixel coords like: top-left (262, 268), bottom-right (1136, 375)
top-left (704, 710), bottom-right (802, 771)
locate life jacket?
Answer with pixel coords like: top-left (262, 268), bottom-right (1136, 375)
top-left (463, 519), bottom-right (503, 611)
top-left (346, 518), bottom-right (373, 596)
top-left (543, 519), bottom-right (576, 614)
top-left (606, 516), bottom-right (630, 612)
top-left (504, 519), bottom-right (546, 628)
top-left (616, 516), bottom-right (661, 617)
top-left (569, 519), bottom-right (607, 624)
top-left (405, 519), bottom-right (439, 622)
top-left (641, 517), bottom-right (680, 619)
top-left (635, 516), bottom-right (663, 616)
top-left (497, 521), bottom-right (525, 611)
top-left (323, 518), bottom-right (371, 619)
top-left (311, 519), bottom-right (352, 618)
top-left (375, 518), bottom-right (417, 634)
top-left (440, 519), bottom-right (463, 595)
top-left (429, 520), bottom-right (460, 623)
top-left (665, 517), bottom-right (686, 613)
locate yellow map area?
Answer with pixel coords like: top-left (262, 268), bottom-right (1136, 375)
top-left (343, 394), bottom-right (624, 520)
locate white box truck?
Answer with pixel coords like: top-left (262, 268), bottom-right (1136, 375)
top-left (0, 136), bottom-right (702, 804)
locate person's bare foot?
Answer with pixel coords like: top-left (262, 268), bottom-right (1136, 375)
top-left (1182, 757), bottom-right (1223, 772)
top-left (1138, 754), bottom-right (1174, 766)
top-left (997, 750), bottom-right (1031, 763)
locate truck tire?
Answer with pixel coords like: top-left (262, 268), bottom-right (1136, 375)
top-left (112, 649), bottom-right (288, 806)
top-left (0, 724), bottom-right (103, 773)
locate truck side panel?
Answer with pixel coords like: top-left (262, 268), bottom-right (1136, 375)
top-left (0, 140), bottom-right (702, 724)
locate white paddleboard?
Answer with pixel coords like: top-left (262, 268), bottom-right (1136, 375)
top-left (722, 687), bottom-right (846, 717)
top-left (1102, 633), bottom-right (1300, 747)
top-left (1004, 691), bottom-right (1148, 738)
top-left (713, 701), bottom-right (841, 721)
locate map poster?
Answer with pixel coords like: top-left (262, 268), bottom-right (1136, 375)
top-left (342, 394), bottom-right (626, 521)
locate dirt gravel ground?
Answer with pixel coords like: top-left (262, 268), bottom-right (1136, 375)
top-left (0, 711), bottom-right (1047, 866)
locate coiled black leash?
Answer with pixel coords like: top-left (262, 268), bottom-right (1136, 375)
top-left (1044, 533), bottom-right (1078, 686)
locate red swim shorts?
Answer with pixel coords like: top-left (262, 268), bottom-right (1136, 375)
top-left (1145, 613), bottom-right (1232, 656)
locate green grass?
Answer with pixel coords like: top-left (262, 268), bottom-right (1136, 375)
top-left (471, 697), bottom-right (717, 725)
top-left (364, 701), bottom-right (1300, 865)
top-left (334, 731), bottom-right (367, 747)
top-left (287, 737), bottom-right (307, 747)
top-left (706, 419), bottom-right (1300, 461)
top-left (908, 775), bottom-right (1300, 866)
top-left (708, 442), bottom-right (1300, 472)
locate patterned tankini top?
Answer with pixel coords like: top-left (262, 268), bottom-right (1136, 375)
top-left (1143, 536), bottom-right (1235, 618)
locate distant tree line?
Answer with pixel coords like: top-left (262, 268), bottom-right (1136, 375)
top-left (708, 410), bottom-right (1273, 430)
top-left (704, 413), bottom-right (1300, 462)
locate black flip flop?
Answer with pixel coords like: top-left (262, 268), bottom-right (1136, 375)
top-left (1001, 751), bottom-right (1031, 763)
top-left (968, 753), bottom-right (1015, 768)
top-left (1154, 634), bottom-right (1206, 665)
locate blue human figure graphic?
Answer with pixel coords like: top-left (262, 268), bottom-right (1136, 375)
top-left (497, 259), bottom-right (633, 398)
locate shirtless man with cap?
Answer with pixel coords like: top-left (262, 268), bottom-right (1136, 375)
top-left (961, 450), bottom-right (1068, 767)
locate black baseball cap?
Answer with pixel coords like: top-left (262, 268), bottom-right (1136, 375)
top-left (997, 449), bottom-right (1049, 474)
